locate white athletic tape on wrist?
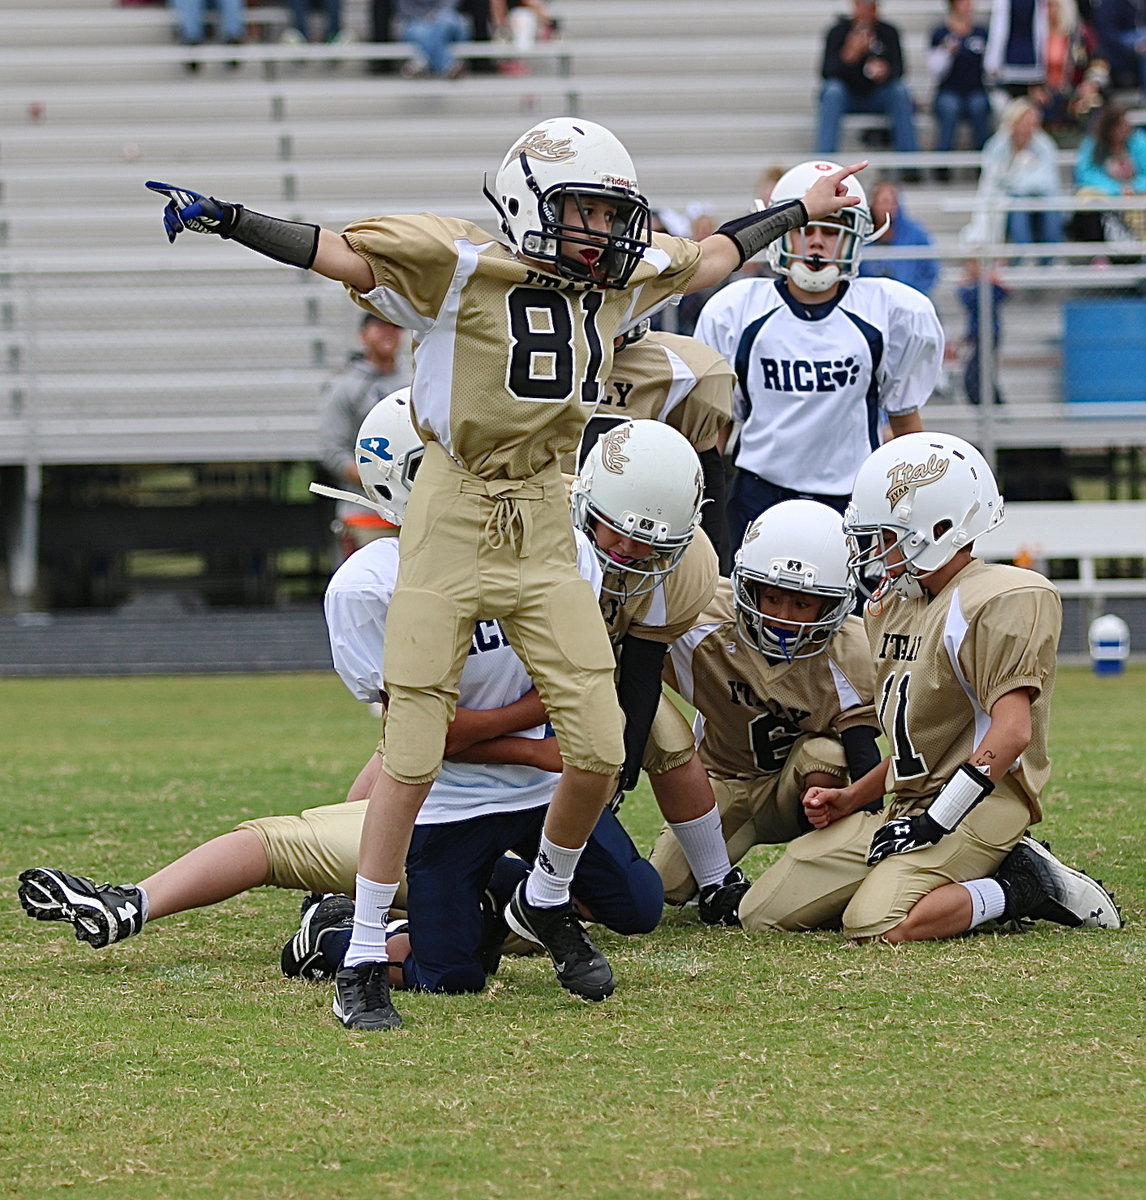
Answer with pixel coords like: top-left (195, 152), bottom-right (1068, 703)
top-left (927, 763), bottom-right (994, 833)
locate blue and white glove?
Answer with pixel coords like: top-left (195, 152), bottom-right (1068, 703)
top-left (146, 181), bottom-right (241, 244)
top-left (867, 763), bottom-right (994, 866)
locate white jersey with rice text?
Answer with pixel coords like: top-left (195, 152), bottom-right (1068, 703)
top-left (694, 276), bottom-right (943, 495)
top-left (324, 530), bottom-right (600, 823)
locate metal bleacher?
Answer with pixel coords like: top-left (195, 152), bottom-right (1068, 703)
top-left (3, 0), bottom-right (1146, 624)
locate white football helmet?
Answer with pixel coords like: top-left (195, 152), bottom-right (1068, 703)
top-left (484, 117), bottom-right (652, 288)
top-left (308, 387), bottom-right (424, 526)
top-left (732, 500), bottom-right (854, 660)
top-left (845, 432), bottom-right (1005, 600)
top-left (571, 420), bottom-right (704, 600)
top-left (765, 160), bottom-right (876, 293)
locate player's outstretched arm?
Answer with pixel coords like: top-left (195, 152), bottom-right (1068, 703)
top-left (688, 159), bottom-right (868, 292)
top-left (144, 182), bottom-right (375, 292)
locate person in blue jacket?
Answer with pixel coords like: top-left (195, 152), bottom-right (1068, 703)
top-left (857, 179), bottom-right (940, 296)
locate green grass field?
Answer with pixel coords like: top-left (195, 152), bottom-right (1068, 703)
top-left (3, 667), bottom-right (1145, 1200)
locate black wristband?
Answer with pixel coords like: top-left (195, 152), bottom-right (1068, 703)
top-left (227, 207), bottom-right (321, 270)
top-left (715, 200), bottom-right (807, 267)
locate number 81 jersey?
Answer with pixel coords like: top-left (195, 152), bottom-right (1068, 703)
top-left (342, 214), bottom-right (702, 480)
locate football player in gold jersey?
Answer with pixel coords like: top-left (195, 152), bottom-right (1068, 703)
top-left (644, 500), bottom-right (882, 926)
top-left (744, 433), bottom-right (1120, 940)
top-left (575, 323), bottom-right (735, 563)
top-left (146, 120), bottom-right (866, 1029)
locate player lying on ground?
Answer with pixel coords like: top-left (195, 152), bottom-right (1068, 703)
top-left (736, 432), bottom-right (1120, 939)
top-left (145, 118), bottom-right (869, 1031)
top-left (18, 391), bottom-right (662, 1001)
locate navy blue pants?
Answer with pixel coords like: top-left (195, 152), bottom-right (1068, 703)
top-left (727, 469), bottom-right (850, 558)
top-left (401, 805), bottom-right (663, 994)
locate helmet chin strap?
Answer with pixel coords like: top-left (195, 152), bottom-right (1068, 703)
top-left (788, 257), bottom-right (840, 293)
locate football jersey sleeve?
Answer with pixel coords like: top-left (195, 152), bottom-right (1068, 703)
top-left (827, 617), bottom-right (880, 734)
top-left (627, 530), bottom-right (719, 645)
top-left (340, 213), bottom-right (487, 325)
top-left (878, 280), bottom-right (946, 416)
top-left (965, 585), bottom-right (1062, 715)
top-left (659, 338), bottom-right (735, 452)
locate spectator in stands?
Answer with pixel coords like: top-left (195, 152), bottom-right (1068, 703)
top-left (318, 315), bottom-right (409, 559)
top-left (858, 179), bottom-right (941, 295)
top-left (816, 0), bottom-right (921, 160)
top-left (1088, 0), bottom-right (1142, 90)
top-left (170, 0), bottom-right (247, 60)
top-left (957, 256), bottom-right (1009, 404)
top-left (1072, 100), bottom-right (1146, 243)
top-left (929, 0), bottom-right (993, 164)
top-left (984, 0), bottom-right (1049, 98)
top-left (395, 0), bottom-right (470, 78)
top-left (975, 97), bottom-right (1066, 255)
top-left (1034, 0), bottom-right (1102, 134)
top-left (282, 0), bottom-right (346, 43)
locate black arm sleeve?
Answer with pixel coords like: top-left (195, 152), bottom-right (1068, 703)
top-left (841, 725), bottom-right (885, 813)
top-left (227, 207), bottom-right (321, 269)
top-left (615, 634), bottom-right (670, 793)
top-left (715, 200), bottom-right (807, 268)
top-left (697, 445), bottom-right (728, 569)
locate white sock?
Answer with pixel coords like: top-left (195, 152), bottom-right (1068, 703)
top-left (524, 834), bottom-right (583, 908)
top-left (961, 878), bottom-right (1006, 928)
top-left (134, 885), bottom-right (150, 924)
top-left (668, 805), bottom-right (732, 890)
top-left (342, 875), bottom-right (398, 968)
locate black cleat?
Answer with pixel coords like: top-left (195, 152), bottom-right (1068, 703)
top-left (281, 892), bottom-right (354, 980)
top-left (505, 881), bottom-right (615, 1001)
top-left (18, 867), bottom-right (145, 948)
top-left (477, 887), bottom-right (508, 979)
top-left (997, 837), bottom-right (1122, 929)
top-left (332, 961), bottom-right (403, 1031)
top-left (697, 866), bottom-right (751, 927)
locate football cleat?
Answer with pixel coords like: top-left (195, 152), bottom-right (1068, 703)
top-left (280, 892), bottom-right (354, 981)
top-left (17, 867), bottom-right (145, 948)
top-left (505, 881), bottom-right (615, 1001)
top-left (697, 866), bottom-right (752, 927)
top-left (332, 961), bottom-right (403, 1031)
top-left (997, 837), bottom-right (1122, 930)
top-left (477, 887), bottom-right (509, 979)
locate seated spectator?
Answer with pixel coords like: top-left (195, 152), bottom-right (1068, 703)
top-left (1088, 0), bottom-right (1141, 89)
top-left (1071, 100), bottom-right (1146, 243)
top-left (815, 0), bottom-right (920, 158)
top-left (929, 0), bottom-right (993, 159)
top-left (974, 97), bottom-right (1066, 254)
top-left (396, 0), bottom-right (470, 78)
top-left (170, 0), bottom-right (247, 59)
top-left (858, 179), bottom-right (941, 295)
top-left (985, 0), bottom-right (1049, 98)
top-left (281, 0), bottom-right (346, 44)
top-left (1090, 0), bottom-right (1146, 93)
top-left (1034, 0), bottom-right (1101, 135)
top-left (956, 257), bottom-right (1009, 405)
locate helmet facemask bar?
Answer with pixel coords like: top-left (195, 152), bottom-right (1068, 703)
top-left (578, 493), bottom-right (692, 602)
top-left (732, 563), bottom-right (853, 660)
top-left (773, 213), bottom-right (865, 293)
top-left (845, 523), bottom-right (928, 601)
top-left (519, 163), bottom-right (652, 288)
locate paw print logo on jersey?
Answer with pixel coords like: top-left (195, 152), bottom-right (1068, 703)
top-left (600, 423), bottom-right (633, 475)
top-left (514, 131), bottom-right (577, 163)
top-left (832, 357), bottom-right (860, 388)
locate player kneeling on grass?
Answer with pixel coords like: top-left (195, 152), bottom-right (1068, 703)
top-left (145, 118), bottom-right (868, 1031)
top-left (18, 391), bottom-right (663, 1005)
top-left (644, 499), bottom-right (883, 926)
top-left (739, 433), bottom-right (1120, 940)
